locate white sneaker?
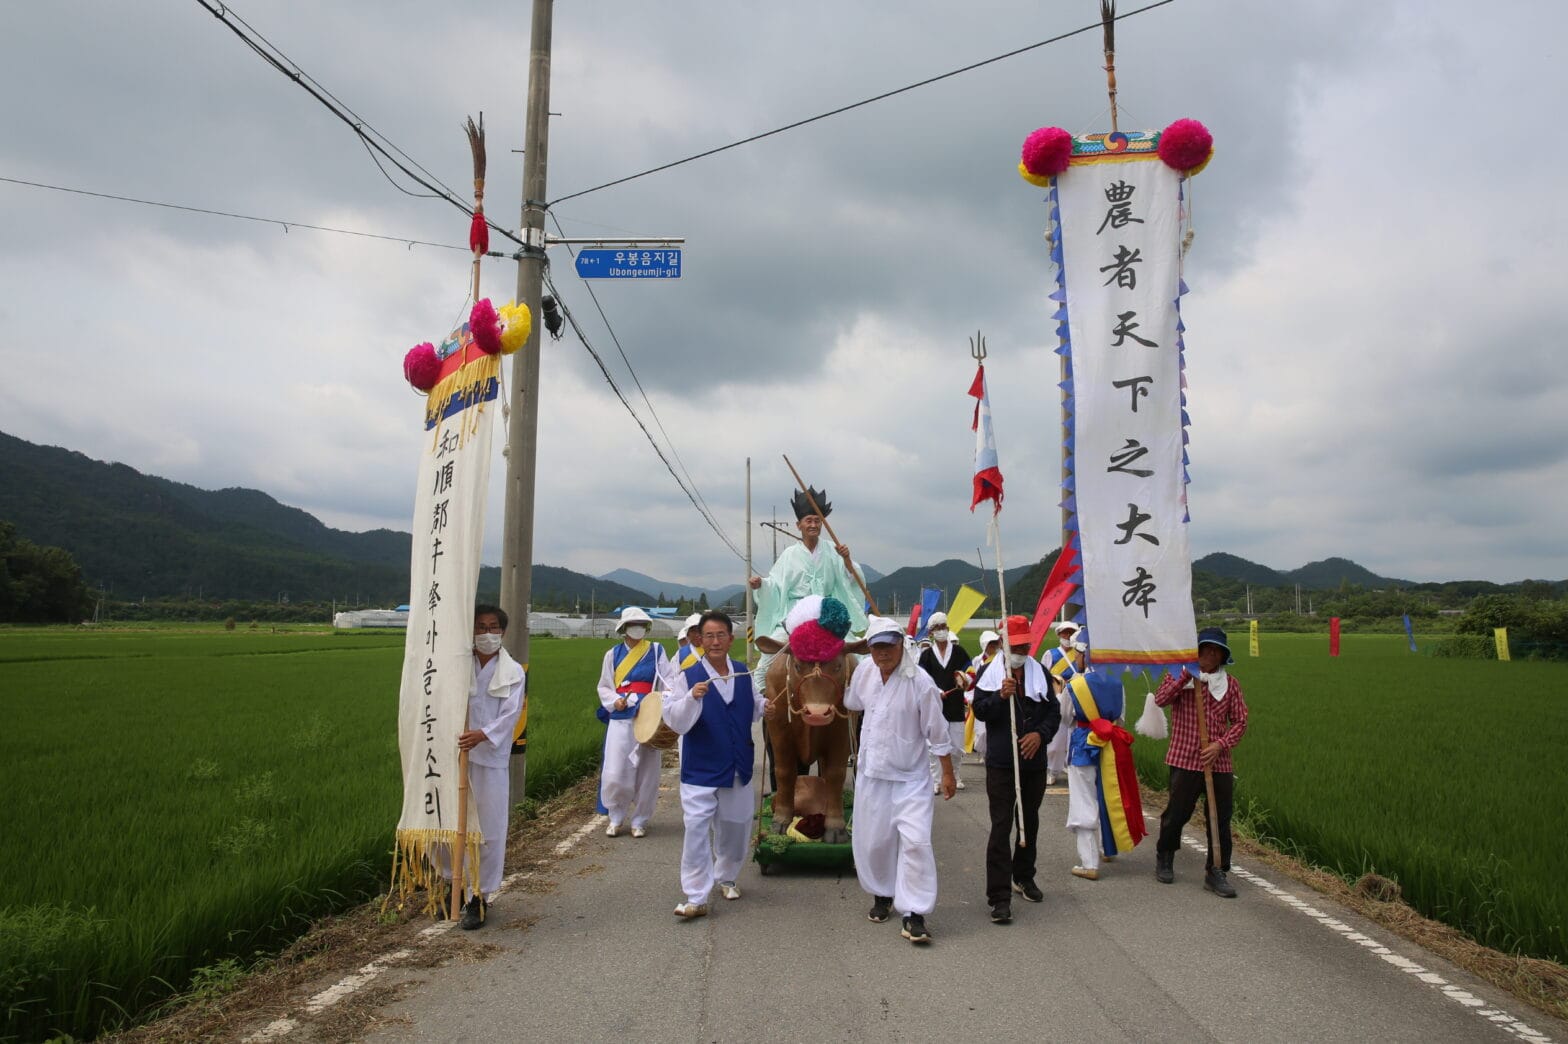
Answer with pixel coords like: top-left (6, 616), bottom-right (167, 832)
top-left (720, 881), bottom-right (741, 900)
top-left (933, 782), bottom-right (942, 795)
top-left (673, 902), bottom-right (708, 919)
top-left (606, 821), bottom-right (621, 837)
top-left (955, 778), bottom-right (966, 790)
top-left (1045, 773), bottom-right (1057, 786)
top-left (631, 826), bottom-right (648, 838)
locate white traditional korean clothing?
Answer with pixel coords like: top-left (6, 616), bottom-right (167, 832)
top-left (438, 648), bottom-right (525, 897)
top-left (753, 542), bottom-right (869, 677)
top-left (596, 639), bottom-right (668, 829)
top-left (844, 654), bottom-right (952, 917)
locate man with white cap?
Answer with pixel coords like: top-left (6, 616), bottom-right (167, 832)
top-left (595, 607), bottom-right (670, 837)
top-left (917, 611), bottom-right (971, 793)
top-left (845, 615), bottom-right (956, 945)
top-left (1042, 621), bottom-right (1083, 785)
top-left (670, 612), bottom-right (704, 675)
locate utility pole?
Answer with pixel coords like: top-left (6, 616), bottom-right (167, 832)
top-left (500, 0), bottom-right (553, 810)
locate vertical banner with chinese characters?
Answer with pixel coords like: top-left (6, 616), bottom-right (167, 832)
top-left (1053, 138), bottom-right (1196, 673)
top-left (391, 323), bottom-right (500, 908)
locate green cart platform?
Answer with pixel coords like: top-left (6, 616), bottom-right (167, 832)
top-left (752, 791), bottom-right (855, 875)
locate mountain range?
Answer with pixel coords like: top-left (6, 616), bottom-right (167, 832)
top-left (2, 430), bottom-right (1534, 612)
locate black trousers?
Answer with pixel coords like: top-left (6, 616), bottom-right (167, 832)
top-left (985, 765), bottom-right (1048, 903)
top-left (1156, 767), bottom-right (1234, 871)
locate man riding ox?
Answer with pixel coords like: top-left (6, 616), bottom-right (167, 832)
top-left (756, 595), bottom-right (863, 845)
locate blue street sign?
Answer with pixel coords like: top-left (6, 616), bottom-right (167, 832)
top-left (574, 248), bottom-right (682, 279)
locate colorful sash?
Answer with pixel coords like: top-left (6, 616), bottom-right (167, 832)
top-left (1067, 673), bottom-right (1146, 855)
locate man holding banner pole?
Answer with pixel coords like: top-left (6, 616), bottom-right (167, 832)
top-left (971, 615), bottom-right (1061, 923)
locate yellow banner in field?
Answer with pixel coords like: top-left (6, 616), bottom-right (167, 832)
top-left (1494, 627), bottom-right (1511, 661)
top-left (946, 584), bottom-right (987, 635)
top-left (1249, 619), bottom-right (1260, 657)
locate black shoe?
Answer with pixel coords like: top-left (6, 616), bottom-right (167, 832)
top-left (1204, 868), bottom-right (1237, 899)
top-left (868, 896), bottom-right (893, 923)
top-left (901, 914), bottom-right (932, 944)
top-left (459, 894), bottom-right (486, 929)
top-left (989, 901), bottom-right (1012, 924)
top-left (1155, 851), bottom-right (1174, 884)
top-left (1013, 879), bottom-right (1044, 903)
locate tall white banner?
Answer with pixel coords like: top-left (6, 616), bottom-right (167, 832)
top-left (1053, 143), bottom-right (1196, 671)
top-left (391, 328), bottom-right (499, 904)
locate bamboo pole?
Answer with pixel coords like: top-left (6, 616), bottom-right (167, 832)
top-left (450, 744), bottom-right (470, 919)
top-left (1193, 679), bottom-right (1224, 862)
top-left (992, 520), bottom-right (1028, 844)
top-left (1101, 0), bottom-right (1120, 133)
top-left (745, 457), bottom-right (755, 669)
top-left (781, 454), bottom-right (880, 615)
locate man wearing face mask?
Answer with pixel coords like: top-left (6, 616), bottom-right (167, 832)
top-left (956, 629), bottom-right (1001, 759)
top-left (1152, 627), bottom-right (1250, 898)
top-left (596, 607), bottom-right (670, 838)
top-left (916, 612), bottom-right (972, 793)
top-left (449, 604), bottom-right (527, 929)
top-left (971, 615), bottom-right (1062, 924)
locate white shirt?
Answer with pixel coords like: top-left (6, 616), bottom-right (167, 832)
top-left (466, 649), bottom-right (526, 769)
top-left (845, 655), bottom-right (953, 782)
top-left (663, 656), bottom-right (765, 734)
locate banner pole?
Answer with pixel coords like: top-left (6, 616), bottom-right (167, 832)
top-left (992, 517), bottom-right (1028, 844)
top-left (1192, 680), bottom-right (1223, 863)
top-left (745, 457), bottom-right (754, 668)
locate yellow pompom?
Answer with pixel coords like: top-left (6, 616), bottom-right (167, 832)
top-left (1017, 160), bottom-right (1053, 188)
top-left (498, 302), bottom-right (532, 354)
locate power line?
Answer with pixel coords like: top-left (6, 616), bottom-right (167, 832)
top-left (0, 174), bottom-right (478, 251)
top-left (549, 0), bottom-right (1176, 205)
top-left (193, 0), bottom-right (524, 247)
top-left (547, 212), bottom-right (728, 544)
top-left (542, 269), bottom-right (745, 562)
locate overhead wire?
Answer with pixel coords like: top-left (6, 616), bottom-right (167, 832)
top-left (547, 211), bottom-right (729, 547)
top-left (0, 175), bottom-right (481, 252)
top-left (548, 0), bottom-right (1176, 205)
top-left (192, 0), bottom-right (524, 247)
top-left (542, 268), bottom-right (746, 563)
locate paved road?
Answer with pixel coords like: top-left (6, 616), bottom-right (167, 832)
top-left (348, 753), bottom-right (1563, 1044)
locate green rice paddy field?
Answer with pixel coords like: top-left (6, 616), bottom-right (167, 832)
top-left (1, 628), bottom-right (1564, 1041)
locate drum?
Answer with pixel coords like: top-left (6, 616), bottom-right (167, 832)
top-left (633, 691), bottom-right (680, 750)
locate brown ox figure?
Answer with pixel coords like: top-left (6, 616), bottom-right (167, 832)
top-left (755, 634), bottom-right (868, 845)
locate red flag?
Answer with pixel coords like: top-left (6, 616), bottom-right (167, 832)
top-left (1329, 617), bottom-right (1341, 657)
top-left (1027, 543), bottom-right (1080, 656)
top-left (905, 602), bottom-right (923, 637)
top-left (969, 364), bottom-right (1004, 513)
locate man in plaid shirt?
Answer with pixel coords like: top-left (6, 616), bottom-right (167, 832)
top-left (1152, 627), bottom-right (1249, 898)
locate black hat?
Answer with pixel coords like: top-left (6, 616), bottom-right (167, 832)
top-left (790, 487), bottom-right (831, 520)
top-left (1196, 626), bottom-right (1234, 665)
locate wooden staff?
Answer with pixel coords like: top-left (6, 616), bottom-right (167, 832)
top-left (1101, 0), bottom-right (1120, 133)
top-left (992, 520), bottom-right (1028, 844)
top-left (781, 454), bottom-right (880, 615)
top-left (450, 739), bottom-right (471, 920)
top-left (745, 457), bottom-right (755, 668)
top-left (1192, 678), bottom-right (1224, 862)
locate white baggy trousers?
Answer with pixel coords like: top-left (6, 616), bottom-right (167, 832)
top-left (601, 719), bottom-right (659, 828)
top-left (680, 775), bottom-right (754, 905)
top-left (852, 775), bottom-right (939, 916)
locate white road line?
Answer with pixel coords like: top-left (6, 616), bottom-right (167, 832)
top-left (1169, 832), bottom-right (1557, 1042)
top-left (243, 813), bottom-right (605, 1040)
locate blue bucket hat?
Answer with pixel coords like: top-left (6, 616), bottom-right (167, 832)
top-left (1196, 626), bottom-right (1234, 664)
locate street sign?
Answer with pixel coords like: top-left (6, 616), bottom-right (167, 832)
top-left (574, 248), bottom-right (682, 279)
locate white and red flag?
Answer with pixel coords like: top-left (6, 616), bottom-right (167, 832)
top-left (968, 364), bottom-right (1005, 513)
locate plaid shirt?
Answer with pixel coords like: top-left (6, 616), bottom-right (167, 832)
top-left (1153, 671), bottom-right (1248, 773)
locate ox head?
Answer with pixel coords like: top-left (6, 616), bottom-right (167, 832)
top-left (757, 634), bottom-right (868, 726)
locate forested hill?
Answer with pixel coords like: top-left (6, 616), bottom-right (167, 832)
top-left (0, 431), bottom-right (655, 606)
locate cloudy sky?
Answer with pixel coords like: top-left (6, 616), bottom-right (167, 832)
top-left (2, 0), bottom-right (1564, 588)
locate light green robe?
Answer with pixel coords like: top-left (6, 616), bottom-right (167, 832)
top-left (755, 542), bottom-right (869, 644)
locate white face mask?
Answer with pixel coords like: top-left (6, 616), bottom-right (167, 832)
top-left (1007, 652), bottom-right (1027, 669)
top-left (930, 628), bottom-right (948, 640)
top-left (1059, 635), bottom-right (1073, 648)
top-left (474, 633), bottom-right (503, 655)
top-left (624, 624), bottom-right (648, 641)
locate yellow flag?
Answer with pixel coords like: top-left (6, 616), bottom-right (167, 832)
top-left (1249, 619), bottom-right (1260, 657)
top-left (946, 584), bottom-right (987, 635)
top-left (1494, 627), bottom-right (1511, 662)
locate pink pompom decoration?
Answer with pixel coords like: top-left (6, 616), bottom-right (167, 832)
top-left (789, 619), bottom-right (846, 664)
top-left (1020, 126), bottom-right (1073, 178)
top-left (1158, 118), bottom-right (1213, 174)
top-left (470, 298), bottom-right (503, 355)
top-left (403, 343), bottom-right (441, 391)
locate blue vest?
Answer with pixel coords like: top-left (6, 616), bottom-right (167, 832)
top-left (679, 659), bottom-right (754, 788)
top-left (1068, 672), bottom-right (1126, 767)
top-left (601, 642), bottom-right (660, 722)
